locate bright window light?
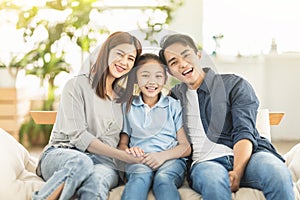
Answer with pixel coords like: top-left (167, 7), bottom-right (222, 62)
top-left (203, 0), bottom-right (300, 56)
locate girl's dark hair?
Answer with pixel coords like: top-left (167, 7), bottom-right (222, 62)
top-left (124, 53), bottom-right (167, 112)
top-left (89, 31), bottom-right (142, 102)
top-left (159, 33), bottom-right (198, 65)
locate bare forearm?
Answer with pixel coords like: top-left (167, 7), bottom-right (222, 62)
top-left (161, 127), bottom-right (191, 161)
top-left (118, 132), bottom-right (129, 151)
top-left (159, 143), bottom-right (191, 161)
top-left (118, 144), bottom-right (128, 151)
top-left (142, 143), bottom-right (191, 169)
top-left (233, 139), bottom-right (253, 176)
top-left (87, 138), bottom-right (139, 163)
top-left (229, 139), bottom-right (253, 192)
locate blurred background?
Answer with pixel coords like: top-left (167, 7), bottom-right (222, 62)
top-left (0, 0), bottom-right (299, 151)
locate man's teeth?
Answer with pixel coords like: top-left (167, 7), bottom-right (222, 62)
top-left (182, 68), bottom-right (192, 75)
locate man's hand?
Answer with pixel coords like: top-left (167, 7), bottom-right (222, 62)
top-left (229, 170), bottom-right (241, 192)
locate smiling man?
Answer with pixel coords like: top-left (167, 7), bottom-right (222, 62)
top-left (159, 33), bottom-right (294, 200)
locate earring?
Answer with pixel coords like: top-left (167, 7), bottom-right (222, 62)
top-left (133, 84), bottom-right (140, 96)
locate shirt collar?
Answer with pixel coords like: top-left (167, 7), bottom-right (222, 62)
top-left (132, 93), bottom-right (169, 108)
top-left (198, 67), bottom-right (216, 93)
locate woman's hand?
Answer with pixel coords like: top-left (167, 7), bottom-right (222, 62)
top-left (126, 146), bottom-right (145, 157)
top-left (123, 150), bottom-right (144, 164)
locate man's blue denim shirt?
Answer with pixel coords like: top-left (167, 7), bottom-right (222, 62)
top-left (171, 68), bottom-right (284, 162)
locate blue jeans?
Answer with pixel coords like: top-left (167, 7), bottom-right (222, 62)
top-left (190, 152), bottom-right (294, 200)
top-left (32, 147), bottom-right (119, 200)
top-left (121, 159), bottom-right (186, 200)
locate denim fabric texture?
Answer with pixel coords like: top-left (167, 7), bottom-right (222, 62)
top-left (32, 147), bottom-right (119, 200)
top-left (190, 152), bottom-right (294, 200)
top-left (121, 159), bottom-right (186, 200)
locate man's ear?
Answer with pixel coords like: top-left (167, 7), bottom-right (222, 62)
top-left (165, 65), bottom-right (173, 76)
top-left (197, 51), bottom-right (202, 59)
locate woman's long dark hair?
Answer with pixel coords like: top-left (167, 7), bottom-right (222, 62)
top-left (89, 31), bottom-right (142, 103)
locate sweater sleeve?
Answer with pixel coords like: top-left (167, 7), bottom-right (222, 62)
top-left (51, 77), bottom-right (96, 152)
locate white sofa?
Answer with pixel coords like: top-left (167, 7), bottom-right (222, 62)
top-left (1, 109), bottom-right (299, 200)
top-left (0, 128), bottom-right (45, 200)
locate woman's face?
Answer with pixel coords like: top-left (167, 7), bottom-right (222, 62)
top-left (108, 43), bottom-right (137, 79)
top-left (137, 60), bottom-right (165, 99)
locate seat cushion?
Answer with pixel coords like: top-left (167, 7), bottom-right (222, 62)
top-left (284, 143), bottom-right (300, 198)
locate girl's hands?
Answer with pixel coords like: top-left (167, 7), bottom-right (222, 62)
top-left (124, 147), bottom-right (168, 169)
top-left (141, 152), bottom-right (167, 170)
top-left (126, 146), bottom-right (145, 157)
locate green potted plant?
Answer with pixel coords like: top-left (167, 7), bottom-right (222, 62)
top-left (16, 0), bottom-right (96, 147)
top-left (18, 46), bottom-right (69, 147)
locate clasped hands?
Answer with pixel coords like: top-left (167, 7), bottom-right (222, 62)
top-left (125, 146), bottom-right (166, 169)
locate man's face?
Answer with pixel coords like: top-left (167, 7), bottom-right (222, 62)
top-left (164, 43), bottom-right (203, 89)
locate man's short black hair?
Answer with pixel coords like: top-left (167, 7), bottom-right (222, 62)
top-left (159, 34), bottom-right (198, 65)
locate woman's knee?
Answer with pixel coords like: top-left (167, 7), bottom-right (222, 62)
top-left (93, 165), bottom-right (119, 190)
top-left (65, 152), bottom-right (94, 179)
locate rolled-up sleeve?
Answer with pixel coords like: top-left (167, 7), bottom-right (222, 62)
top-left (230, 78), bottom-right (259, 150)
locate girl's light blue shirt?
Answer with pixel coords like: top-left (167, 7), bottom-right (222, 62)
top-left (122, 94), bottom-right (183, 153)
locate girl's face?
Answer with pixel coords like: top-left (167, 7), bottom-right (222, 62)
top-left (108, 43), bottom-right (137, 79)
top-left (137, 60), bottom-right (166, 99)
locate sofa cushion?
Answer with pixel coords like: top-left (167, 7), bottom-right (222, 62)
top-left (284, 143), bottom-right (300, 198)
top-left (256, 109), bottom-right (271, 141)
top-left (0, 128), bottom-right (45, 200)
top-left (284, 143), bottom-right (300, 182)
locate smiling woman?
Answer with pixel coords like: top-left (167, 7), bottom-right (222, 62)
top-left (29, 31), bottom-right (143, 200)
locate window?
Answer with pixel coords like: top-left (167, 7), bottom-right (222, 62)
top-left (203, 0), bottom-right (300, 55)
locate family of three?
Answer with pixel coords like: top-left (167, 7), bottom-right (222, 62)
top-left (32, 31), bottom-right (294, 200)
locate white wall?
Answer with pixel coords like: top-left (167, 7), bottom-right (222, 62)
top-left (264, 54), bottom-right (300, 141)
top-left (169, 0), bottom-right (203, 45)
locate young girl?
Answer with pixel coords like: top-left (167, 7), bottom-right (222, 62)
top-left (118, 53), bottom-right (191, 200)
top-left (32, 31), bottom-right (142, 200)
